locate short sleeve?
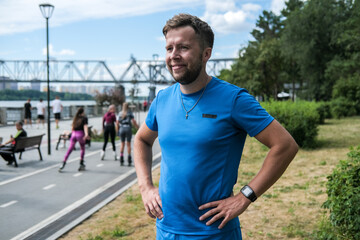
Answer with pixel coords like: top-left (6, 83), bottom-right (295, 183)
top-left (231, 89), bottom-right (274, 137)
top-left (83, 117), bottom-right (88, 126)
top-left (145, 95), bottom-right (159, 132)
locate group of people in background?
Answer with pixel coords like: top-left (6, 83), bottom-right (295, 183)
top-left (22, 96), bottom-right (63, 129)
top-left (1, 98), bottom-right (139, 170)
top-left (101, 102), bottom-right (139, 166)
top-left (0, 96), bottom-right (63, 166)
top-left (58, 102), bottom-right (138, 172)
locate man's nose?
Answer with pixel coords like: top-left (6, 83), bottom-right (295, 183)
top-left (169, 48), bottom-right (180, 59)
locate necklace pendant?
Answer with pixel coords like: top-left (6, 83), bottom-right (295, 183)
top-left (180, 80), bottom-right (209, 121)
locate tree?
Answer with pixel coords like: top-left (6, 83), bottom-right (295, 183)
top-left (281, 0), bottom-right (303, 18)
top-left (281, 0), bottom-right (343, 101)
top-left (221, 0), bottom-right (360, 102)
top-left (220, 10), bottom-right (285, 100)
top-left (251, 11), bottom-right (283, 42)
top-left (94, 85), bottom-right (125, 107)
top-left (326, 0), bottom-right (360, 88)
top-left (280, 0), bottom-right (304, 101)
top-left (0, 89), bottom-right (93, 101)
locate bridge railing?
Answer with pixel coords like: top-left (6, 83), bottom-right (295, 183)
top-left (0, 58), bottom-right (236, 84)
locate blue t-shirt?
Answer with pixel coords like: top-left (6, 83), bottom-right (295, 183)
top-left (146, 77), bottom-right (274, 235)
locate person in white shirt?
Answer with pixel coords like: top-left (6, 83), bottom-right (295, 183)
top-left (36, 98), bottom-right (46, 128)
top-left (51, 96), bottom-right (63, 129)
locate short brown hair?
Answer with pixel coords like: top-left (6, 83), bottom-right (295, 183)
top-left (163, 13), bottom-right (214, 49)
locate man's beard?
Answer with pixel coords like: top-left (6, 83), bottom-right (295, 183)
top-left (169, 55), bottom-right (203, 85)
top-left (173, 64), bottom-right (202, 85)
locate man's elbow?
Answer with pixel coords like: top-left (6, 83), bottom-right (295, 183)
top-left (134, 133), bottom-right (149, 148)
top-left (134, 133), bottom-right (141, 146)
top-left (287, 137), bottom-right (299, 160)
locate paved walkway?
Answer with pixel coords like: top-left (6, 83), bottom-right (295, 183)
top-left (0, 110), bottom-right (149, 184)
top-left (0, 111), bottom-right (154, 240)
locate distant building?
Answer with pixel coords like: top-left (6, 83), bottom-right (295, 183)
top-left (0, 76), bottom-right (18, 90)
top-left (42, 85), bottom-right (57, 92)
top-left (31, 79), bottom-right (41, 91)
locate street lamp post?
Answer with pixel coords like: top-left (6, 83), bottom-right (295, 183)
top-left (39, 3), bottom-right (54, 155)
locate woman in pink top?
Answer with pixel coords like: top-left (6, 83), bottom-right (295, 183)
top-left (101, 105), bottom-right (117, 160)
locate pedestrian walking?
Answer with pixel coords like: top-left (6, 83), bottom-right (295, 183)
top-left (100, 104), bottom-right (117, 160)
top-left (51, 95), bottom-right (63, 129)
top-left (24, 98), bottom-right (32, 128)
top-left (59, 108), bottom-right (89, 172)
top-left (134, 13), bottom-right (298, 239)
top-left (117, 102), bottom-right (139, 166)
top-left (36, 98), bottom-right (46, 129)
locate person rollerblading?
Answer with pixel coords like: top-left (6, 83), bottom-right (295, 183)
top-left (58, 162), bottom-right (66, 172)
top-left (120, 155), bottom-right (124, 166)
top-left (78, 160), bottom-right (86, 171)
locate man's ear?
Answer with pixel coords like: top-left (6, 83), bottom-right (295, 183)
top-left (203, 47), bottom-right (212, 62)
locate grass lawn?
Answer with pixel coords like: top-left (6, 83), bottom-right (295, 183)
top-left (59, 116), bottom-right (360, 240)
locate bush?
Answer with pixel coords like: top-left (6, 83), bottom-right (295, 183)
top-left (332, 74), bottom-right (360, 117)
top-left (316, 101), bottom-right (332, 123)
top-left (330, 97), bottom-right (357, 119)
top-left (261, 100), bottom-right (319, 148)
top-left (332, 75), bottom-right (360, 108)
top-left (317, 145), bottom-right (360, 240)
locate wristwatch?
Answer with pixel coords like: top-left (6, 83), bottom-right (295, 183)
top-left (241, 185), bottom-right (257, 202)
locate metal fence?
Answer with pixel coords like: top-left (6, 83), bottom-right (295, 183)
top-left (0, 105), bottom-right (101, 126)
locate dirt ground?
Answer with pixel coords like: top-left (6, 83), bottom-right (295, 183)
top-left (59, 117), bottom-right (360, 240)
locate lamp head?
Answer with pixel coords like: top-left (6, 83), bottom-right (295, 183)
top-left (39, 3), bottom-right (54, 19)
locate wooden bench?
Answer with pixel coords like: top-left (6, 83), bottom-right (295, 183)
top-left (55, 126), bottom-right (92, 150)
top-left (0, 134), bottom-right (45, 167)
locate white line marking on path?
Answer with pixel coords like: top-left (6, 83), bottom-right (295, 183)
top-left (0, 200), bottom-right (18, 208)
top-left (11, 152), bottom-right (162, 240)
top-left (73, 173), bottom-right (82, 177)
top-left (96, 163), bottom-right (104, 167)
top-left (0, 149), bottom-right (104, 186)
top-left (43, 184), bottom-right (56, 190)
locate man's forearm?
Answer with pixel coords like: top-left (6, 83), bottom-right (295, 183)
top-left (248, 138), bottom-right (298, 198)
top-left (134, 136), bottom-right (155, 191)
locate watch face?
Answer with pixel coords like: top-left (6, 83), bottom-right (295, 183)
top-left (242, 186), bottom-right (252, 196)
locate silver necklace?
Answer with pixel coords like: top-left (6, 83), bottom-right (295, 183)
top-left (180, 82), bottom-right (208, 119)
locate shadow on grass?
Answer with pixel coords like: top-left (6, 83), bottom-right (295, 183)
top-left (315, 138), bottom-right (349, 149)
top-left (314, 116), bottom-right (360, 149)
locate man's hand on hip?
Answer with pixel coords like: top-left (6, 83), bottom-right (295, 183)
top-left (140, 185), bottom-right (163, 219)
top-left (198, 193), bottom-right (251, 229)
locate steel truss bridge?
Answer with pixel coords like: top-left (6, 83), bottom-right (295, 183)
top-left (0, 57), bottom-right (236, 86)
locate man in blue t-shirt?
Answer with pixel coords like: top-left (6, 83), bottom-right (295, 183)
top-left (134, 13), bottom-right (299, 239)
